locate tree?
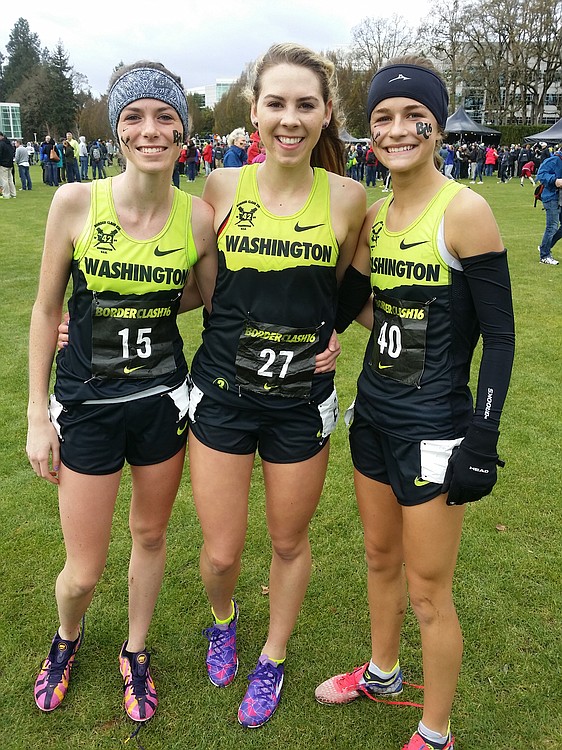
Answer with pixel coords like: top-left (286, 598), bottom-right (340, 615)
top-left (12, 66), bottom-right (52, 140)
top-left (76, 96), bottom-right (111, 141)
top-left (418, 0), bottom-right (472, 111)
top-left (46, 41), bottom-right (79, 136)
top-left (213, 71), bottom-right (252, 135)
top-left (324, 48), bottom-right (372, 137)
top-left (3, 18), bottom-right (41, 98)
top-left (461, 0), bottom-right (562, 124)
top-left (350, 15), bottom-right (415, 74)
top-left (0, 51), bottom-right (5, 101)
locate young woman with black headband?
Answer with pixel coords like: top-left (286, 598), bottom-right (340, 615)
top-left (315, 56), bottom-right (515, 750)
top-left (27, 61), bottom-right (216, 722)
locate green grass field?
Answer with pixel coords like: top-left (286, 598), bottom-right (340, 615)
top-left (1, 165), bottom-right (560, 750)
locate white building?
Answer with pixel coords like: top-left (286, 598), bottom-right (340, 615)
top-left (186, 79), bottom-right (235, 108)
top-left (0, 102), bottom-right (22, 139)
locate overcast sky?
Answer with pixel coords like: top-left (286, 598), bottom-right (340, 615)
top-left (2, 0), bottom-right (432, 97)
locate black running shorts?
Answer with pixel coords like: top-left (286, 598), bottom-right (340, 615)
top-left (349, 410), bottom-right (461, 506)
top-left (188, 384), bottom-right (339, 464)
top-left (49, 386), bottom-right (189, 475)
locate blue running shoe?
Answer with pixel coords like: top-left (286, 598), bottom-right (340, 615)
top-left (238, 655), bottom-right (285, 728)
top-left (203, 601), bottom-right (238, 687)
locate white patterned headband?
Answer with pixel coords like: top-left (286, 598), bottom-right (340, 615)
top-left (108, 67), bottom-right (189, 141)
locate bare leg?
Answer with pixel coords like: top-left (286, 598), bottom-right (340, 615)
top-left (354, 471), bottom-right (407, 671)
top-left (188, 433), bottom-right (254, 620)
top-left (260, 444), bottom-right (330, 660)
top-left (403, 496), bottom-right (465, 735)
top-left (126, 447), bottom-right (185, 651)
top-left (55, 464), bottom-right (122, 640)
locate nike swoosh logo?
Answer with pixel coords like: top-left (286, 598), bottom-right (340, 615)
top-left (400, 239), bottom-right (427, 250)
top-left (123, 365), bottom-right (144, 374)
top-left (414, 476), bottom-right (431, 486)
top-left (177, 422), bottom-right (188, 436)
top-left (154, 246), bottom-right (183, 257)
top-left (378, 364), bottom-right (393, 370)
top-left (263, 383), bottom-right (278, 391)
top-left (294, 223), bottom-right (324, 232)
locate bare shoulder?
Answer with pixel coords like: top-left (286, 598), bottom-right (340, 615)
top-left (327, 171), bottom-right (366, 209)
top-left (46, 182), bottom-right (92, 244)
top-left (448, 184), bottom-right (493, 218)
top-left (50, 181), bottom-right (91, 214)
top-left (191, 194), bottom-right (214, 224)
top-left (366, 197), bottom-right (385, 223)
top-left (445, 185), bottom-right (503, 256)
top-left (203, 167), bottom-right (239, 201)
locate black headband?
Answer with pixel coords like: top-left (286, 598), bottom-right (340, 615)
top-left (367, 64), bottom-right (449, 129)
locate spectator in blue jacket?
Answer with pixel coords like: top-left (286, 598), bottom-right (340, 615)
top-left (223, 128), bottom-right (248, 167)
top-left (536, 149), bottom-right (562, 265)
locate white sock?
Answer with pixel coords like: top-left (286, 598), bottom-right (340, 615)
top-left (418, 720), bottom-right (450, 747)
top-left (365, 659), bottom-right (399, 680)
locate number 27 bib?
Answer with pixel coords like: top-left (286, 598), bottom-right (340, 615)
top-left (235, 318), bottom-right (320, 398)
top-left (370, 293), bottom-right (432, 387)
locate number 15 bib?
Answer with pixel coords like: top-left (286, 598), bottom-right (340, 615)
top-left (91, 294), bottom-right (178, 379)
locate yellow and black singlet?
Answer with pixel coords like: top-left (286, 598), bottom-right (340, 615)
top-left (55, 178), bottom-right (198, 403)
top-left (191, 164), bottom-right (340, 407)
top-left (356, 180), bottom-right (482, 440)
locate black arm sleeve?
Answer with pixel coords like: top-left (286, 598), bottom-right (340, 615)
top-left (334, 265), bottom-right (372, 333)
top-left (460, 249), bottom-right (515, 430)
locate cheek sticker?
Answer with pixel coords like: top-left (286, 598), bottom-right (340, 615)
top-left (416, 122), bottom-right (433, 139)
top-left (372, 130), bottom-right (381, 146)
top-left (173, 130), bottom-right (183, 146)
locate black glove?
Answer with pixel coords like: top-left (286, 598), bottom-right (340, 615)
top-left (443, 424), bottom-right (505, 506)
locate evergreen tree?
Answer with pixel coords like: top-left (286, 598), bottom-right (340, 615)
top-left (3, 18), bottom-right (41, 98)
top-left (0, 51), bottom-right (5, 101)
top-left (46, 41), bottom-right (79, 136)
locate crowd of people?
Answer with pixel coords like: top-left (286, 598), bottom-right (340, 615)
top-left (11, 38), bottom-right (556, 750)
top-left (340, 138), bottom-right (556, 188)
top-left (0, 133), bottom-right (120, 195)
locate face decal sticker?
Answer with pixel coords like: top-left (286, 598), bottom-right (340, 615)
top-left (173, 129), bottom-right (183, 145)
top-left (416, 122), bottom-right (433, 139)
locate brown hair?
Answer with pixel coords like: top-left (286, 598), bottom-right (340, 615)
top-left (247, 43), bottom-right (346, 175)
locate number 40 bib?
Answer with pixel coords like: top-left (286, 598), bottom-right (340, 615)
top-left (370, 293), bottom-right (432, 387)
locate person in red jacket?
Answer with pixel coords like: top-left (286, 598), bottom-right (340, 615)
top-left (202, 141), bottom-right (214, 176)
top-left (520, 159), bottom-right (536, 186)
top-left (246, 130), bottom-right (261, 164)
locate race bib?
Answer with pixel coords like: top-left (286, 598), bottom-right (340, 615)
top-left (235, 318), bottom-right (320, 398)
top-left (91, 295), bottom-right (178, 379)
top-left (369, 293), bottom-right (431, 387)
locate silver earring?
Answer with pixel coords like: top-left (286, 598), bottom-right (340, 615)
top-left (322, 121), bottom-right (329, 129)
top-left (253, 121), bottom-right (258, 128)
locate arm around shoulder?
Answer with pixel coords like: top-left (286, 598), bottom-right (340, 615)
top-left (190, 196), bottom-right (217, 312)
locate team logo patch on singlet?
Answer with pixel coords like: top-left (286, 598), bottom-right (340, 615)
top-left (91, 294), bottom-right (178, 379)
top-left (235, 318), bottom-right (321, 398)
top-left (235, 200), bottom-right (260, 229)
top-left (93, 221), bottom-right (121, 254)
top-left (369, 293), bottom-right (432, 387)
top-left (370, 221), bottom-right (384, 249)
